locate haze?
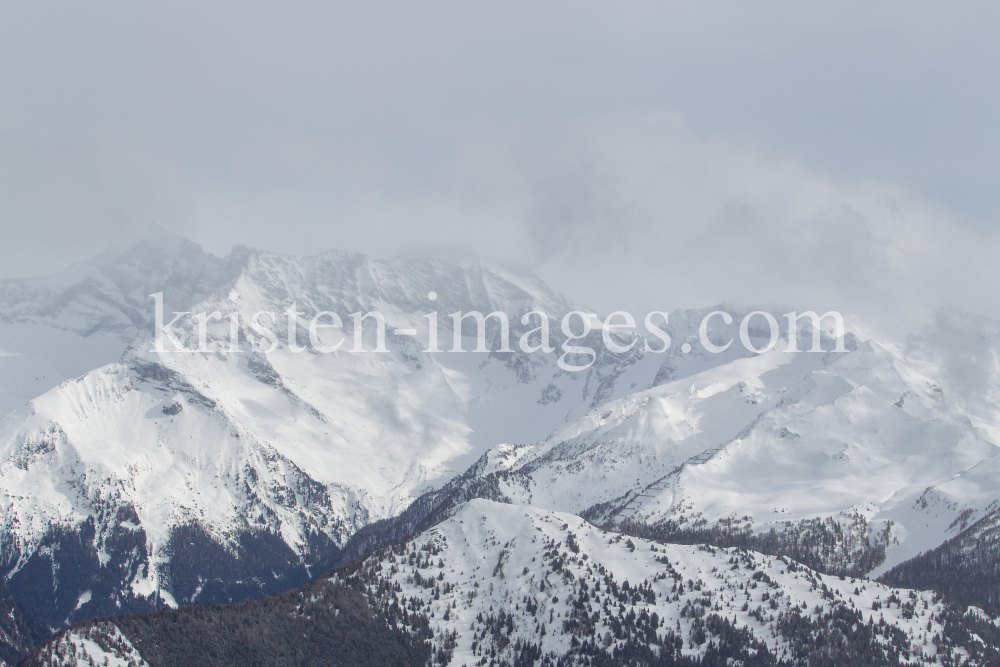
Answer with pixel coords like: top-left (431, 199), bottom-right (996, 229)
top-left (2, 2), bottom-right (998, 335)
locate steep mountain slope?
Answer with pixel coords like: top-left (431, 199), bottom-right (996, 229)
top-left (0, 578), bottom-right (48, 667)
top-left (4, 236), bottom-right (1000, 666)
top-left (0, 235), bottom-right (241, 419)
top-left (413, 331), bottom-right (1000, 581)
top-left (879, 500), bottom-right (1000, 613)
top-left (0, 239), bottom-right (673, 630)
top-left (23, 579), bottom-right (432, 667)
top-left (26, 500), bottom-right (1000, 667)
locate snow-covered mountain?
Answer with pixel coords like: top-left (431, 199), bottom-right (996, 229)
top-left (334, 499), bottom-right (961, 666)
top-left (26, 500), bottom-right (992, 666)
top-left (0, 237), bottom-right (662, 628)
top-left (451, 330), bottom-right (1000, 578)
top-left (0, 236), bottom-right (240, 418)
top-left (1, 235), bottom-right (999, 663)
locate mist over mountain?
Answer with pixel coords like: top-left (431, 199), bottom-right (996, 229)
top-left (3, 3), bottom-right (998, 665)
top-left (0, 237), bottom-right (997, 666)
top-left (4, 3), bottom-right (1000, 338)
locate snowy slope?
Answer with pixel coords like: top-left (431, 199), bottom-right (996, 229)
top-left (0, 240), bottom-right (675, 625)
top-left (2, 235), bottom-right (1000, 646)
top-left (0, 236), bottom-right (241, 418)
top-left (458, 331), bottom-right (1000, 577)
top-left (25, 622), bottom-right (148, 667)
top-left (0, 357), bottom-right (364, 607)
top-left (332, 499), bottom-right (956, 666)
top-left (31, 499), bottom-right (979, 667)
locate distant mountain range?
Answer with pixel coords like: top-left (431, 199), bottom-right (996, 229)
top-left (1, 236), bottom-right (999, 665)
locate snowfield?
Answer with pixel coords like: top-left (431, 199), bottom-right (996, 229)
top-left (1, 237), bottom-right (999, 662)
top-left (341, 500), bottom-right (953, 665)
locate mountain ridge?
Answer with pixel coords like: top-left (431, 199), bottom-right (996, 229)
top-left (1, 237), bottom-right (999, 664)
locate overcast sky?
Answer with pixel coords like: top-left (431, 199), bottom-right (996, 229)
top-left (2, 2), bottom-right (998, 333)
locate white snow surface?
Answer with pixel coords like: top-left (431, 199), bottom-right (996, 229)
top-left (1, 237), bottom-right (999, 605)
top-left (29, 622), bottom-right (148, 667)
top-left (0, 241), bottom-right (647, 594)
top-left (475, 334), bottom-right (1000, 574)
top-left (333, 499), bottom-right (952, 666)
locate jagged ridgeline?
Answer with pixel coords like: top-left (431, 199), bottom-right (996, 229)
top-left (22, 501), bottom-right (1000, 667)
top-left (607, 513), bottom-right (889, 579)
top-left (4, 237), bottom-right (1000, 665)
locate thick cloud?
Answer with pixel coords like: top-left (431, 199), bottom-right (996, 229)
top-left (518, 113), bottom-right (1000, 334)
top-left (1, 2), bottom-right (997, 335)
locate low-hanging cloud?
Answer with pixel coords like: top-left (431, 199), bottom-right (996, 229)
top-left (1, 2), bottom-right (998, 339)
top-left (513, 113), bottom-right (998, 336)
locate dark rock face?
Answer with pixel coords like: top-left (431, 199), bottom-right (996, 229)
top-left (161, 401), bottom-right (183, 416)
